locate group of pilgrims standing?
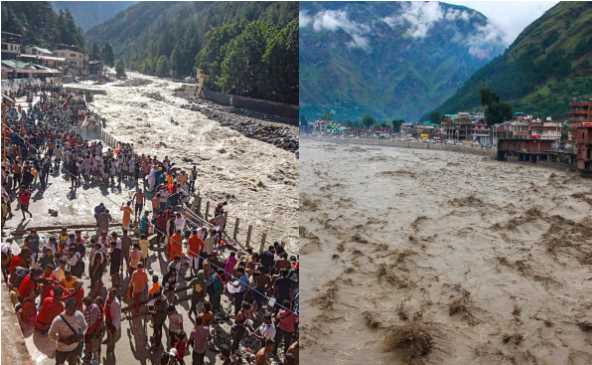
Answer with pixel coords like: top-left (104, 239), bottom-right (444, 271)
top-left (1, 83), bottom-right (299, 365)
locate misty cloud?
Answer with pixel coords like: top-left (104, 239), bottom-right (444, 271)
top-left (465, 22), bottom-right (506, 59)
top-left (380, 1), bottom-right (505, 59)
top-left (301, 3), bottom-right (506, 58)
top-left (383, 2), bottom-right (444, 38)
top-left (299, 10), bottom-right (371, 50)
top-left (383, 2), bottom-right (475, 38)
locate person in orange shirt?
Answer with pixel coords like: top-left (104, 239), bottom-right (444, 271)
top-left (121, 201), bottom-right (132, 231)
top-left (148, 275), bottom-right (161, 299)
top-left (167, 230), bottom-right (183, 261)
top-left (129, 262), bottom-right (148, 315)
top-left (187, 229), bottom-right (204, 274)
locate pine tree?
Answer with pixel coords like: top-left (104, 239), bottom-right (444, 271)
top-left (115, 59), bottom-right (126, 78)
top-left (90, 43), bottom-right (101, 60)
top-left (102, 43), bottom-right (115, 67)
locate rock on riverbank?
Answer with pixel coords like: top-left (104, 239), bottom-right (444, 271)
top-left (181, 100), bottom-right (299, 154)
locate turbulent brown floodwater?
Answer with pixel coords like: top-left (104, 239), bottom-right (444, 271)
top-left (300, 138), bottom-right (592, 365)
top-left (68, 73), bottom-right (298, 251)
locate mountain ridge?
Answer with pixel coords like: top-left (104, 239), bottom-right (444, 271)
top-left (430, 1), bottom-right (592, 119)
top-left (51, 1), bottom-right (135, 31)
top-left (299, 1), bottom-right (507, 122)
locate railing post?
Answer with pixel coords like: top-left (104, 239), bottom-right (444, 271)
top-left (197, 196), bottom-right (202, 217)
top-left (246, 225), bottom-right (253, 248)
top-left (233, 218), bottom-right (240, 240)
top-left (223, 211), bottom-right (228, 232)
top-left (259, 232), bottom-right (267, 253)
top-left (204, 201), bottom-right (210, 220)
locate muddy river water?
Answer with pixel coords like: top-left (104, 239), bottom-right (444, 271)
top-left (300, 138), bottom-right (592, 365)
top-left (69, 73), bottom-right (298, 251)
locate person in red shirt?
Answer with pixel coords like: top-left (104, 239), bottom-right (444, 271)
top-left (167, 230), bottom-right (183, 261)
top-left (275, 300), bottom-right (298, 356)
top-left (174, 331), bottom-right (188, 364)
top-left (8, 247), bottom-right (31, 277)
top-left (18, 187), bottom-right (33, 220)
top-left (39, 266), bottom-right (58, 302)
top-left (17, 268), bottom-right (40, 302)
top-left (35, 286), bottom-right (64, 334)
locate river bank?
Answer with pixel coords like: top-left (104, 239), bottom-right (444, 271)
top-left (304, 134), bottom-right (496, 157)
top-left (182, 100), bottom-right (299, 153)
top-left (300, 139), bottom-right (592, 364)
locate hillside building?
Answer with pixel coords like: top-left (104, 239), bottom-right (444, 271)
top-left (1, 32), bottom-right (22, 59)
top-left (569, 97), bottom-right (592, 125)
top-left (23, 46), bottom-right (53, 56)
top-left (54, 45), bottom-right (88, 76)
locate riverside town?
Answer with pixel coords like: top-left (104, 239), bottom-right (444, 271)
top-left (304, 96), bottom-right (592, 176)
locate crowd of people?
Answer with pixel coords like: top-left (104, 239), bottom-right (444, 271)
top-left (1, 84), bottom-right (299, 365)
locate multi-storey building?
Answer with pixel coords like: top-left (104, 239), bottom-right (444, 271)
top-left (1, 32), bottom-right (22, 59)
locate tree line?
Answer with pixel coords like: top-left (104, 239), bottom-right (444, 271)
top-left (88, 2), bottom-right (299, 105)
top-left (1, 2), bottom-right (85, 50)
top-left (303, 112), bottom-right (406, 133)
top-left (196, 19), bottom-right (298, 105)
top-left (311, 87), bottom-right (513, 133)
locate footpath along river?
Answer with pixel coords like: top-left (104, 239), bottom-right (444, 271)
top-left (69, 73), bottom-right (299, 251)
top-left (300, 138), bottom-right (592, 365)
top-left (1, 74), bottom-right (299, 365)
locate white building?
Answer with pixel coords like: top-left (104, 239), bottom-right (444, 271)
top-left (1, 32), bottom-right (22, 59)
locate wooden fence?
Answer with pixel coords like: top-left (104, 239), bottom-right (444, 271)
top-left (187, 193), bottom-right (270, 253)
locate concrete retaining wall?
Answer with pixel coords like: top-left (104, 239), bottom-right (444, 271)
top-left (201, 88), bottom-right (298, 125)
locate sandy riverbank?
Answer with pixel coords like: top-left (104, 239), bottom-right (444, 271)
top-left (300, 139), bottom-right (592, 364)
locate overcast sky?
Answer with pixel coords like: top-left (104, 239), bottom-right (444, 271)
top-left (446, 1), bottom-right (558, 44)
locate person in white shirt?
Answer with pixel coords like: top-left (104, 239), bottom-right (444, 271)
top-left (48, 298), bottom-right (88, 365)
top-left (174, 212), bottom-right (186, 233)
top-left (256, 314), bottom-right (276, 342)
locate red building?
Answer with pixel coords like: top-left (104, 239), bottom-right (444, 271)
top-left (570, 99), bottom-right (592, 125)
top-left (570, 98), bottom-right (592, 174)
top-left (574, 122), bottom-right (592, 173)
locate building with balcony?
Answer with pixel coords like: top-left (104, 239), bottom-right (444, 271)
top-left (570, 97), bottom-right (592, 125)
top-left (54, 45), bottom-right (88, 76)
top-left (23, 46), bottom-right (53, 56)
top-left (1, 32), bottom-right (22, 59)
top-left (17, 54), bottom-right (66, 70)
top-left (574, 122), bottom-right (592, 173)
top-left (1, 60), bottom-right (62, 80)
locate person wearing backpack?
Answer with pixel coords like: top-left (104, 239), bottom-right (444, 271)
top-left (48, 298), bottom-right (88, 365)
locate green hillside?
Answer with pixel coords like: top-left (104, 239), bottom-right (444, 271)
top-left (1, 1), bottom-right (84, 49)
top-left (299, 2), bottom-right (507, 122)
top-left (431, 2), bottom-right (592, 119)
top-left (86, 2), bottom-right (298, 104)
top-left (51, 1), bottom-right (135, 31)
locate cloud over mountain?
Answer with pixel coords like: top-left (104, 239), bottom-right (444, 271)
top-left (300, 1), bottom-right (505, 57)
top-left (299, 1), bottom-right (508, 122)
top-left (300, 9), bottom-right (371, 49)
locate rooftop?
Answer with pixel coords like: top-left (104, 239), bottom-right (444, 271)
top-left (2, 60), bottom-right (61, 74)
top-left (18, 54), bottom-right (66, 62)
top-left (28, 46), bottom-right (53, 55)
top-left (54, 44), bottom-right (83, 53)
top-left (1, 32), bottom-right (22, 43)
